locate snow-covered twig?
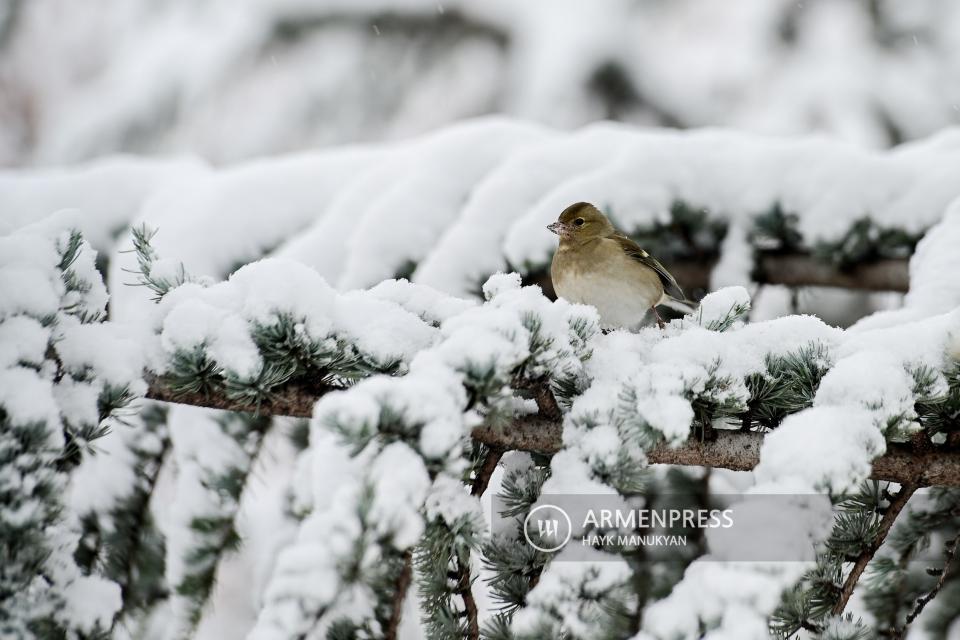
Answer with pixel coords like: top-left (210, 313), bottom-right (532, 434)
top-left (386, 551), bottom-right (414, 640)
top-left (471, 446), bottom-right (505, 497)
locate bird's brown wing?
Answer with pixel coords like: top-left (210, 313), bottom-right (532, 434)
top-left (610, 233), bottom-right (686, 301)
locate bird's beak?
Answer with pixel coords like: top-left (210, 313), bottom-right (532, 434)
top-left (547, 221), bottom-right (565, 236)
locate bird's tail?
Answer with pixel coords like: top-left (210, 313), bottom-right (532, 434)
top-left (660, 296), bottom-right (698, 315)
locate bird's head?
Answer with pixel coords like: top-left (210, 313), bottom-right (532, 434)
top-left (547, 202), bottom-right (614, 243)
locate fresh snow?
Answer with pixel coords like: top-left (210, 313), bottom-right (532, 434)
top-left (5, 119), bottom-right (960, 639)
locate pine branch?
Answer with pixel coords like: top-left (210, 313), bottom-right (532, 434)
top-left (903, 530), bottom-right (960, 628)
top-left (471, 384), bottom-right (557, 497)
top-left (861, 487), bottom-right (960, 635)
top-left (456, 551), bottom-right (480, 640)
top-left (472, 446), bottom-right (505, 497)
top-left (416, 516), bottom-right (484, 640)
top-left (109, 408), bottom-right (171, 623)
top-left (832, 484), bottom-right (919, 616)
top-left (386, 551), bottom-right (413, 640)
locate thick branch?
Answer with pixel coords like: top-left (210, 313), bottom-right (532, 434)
top-left (832, 483), bottom-right (919, 616)
top-left (147, 382), bottom-right (960, 487)
top-left (754, 253), bottom-right (909, 292)
top-left (144, 376), bottom-right (329, 418)
top-left (532, 384), bottom-right (562, 422)
top-left (472, 418), bottom-right (960, 488)
top-left (530, 253), bottom-right (909, 297)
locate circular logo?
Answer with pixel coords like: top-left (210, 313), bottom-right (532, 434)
top-left (523, 504), bottom-right (572, 553)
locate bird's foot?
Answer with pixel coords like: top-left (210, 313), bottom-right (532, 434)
top-left (652, 307), bottom-right (666, 330)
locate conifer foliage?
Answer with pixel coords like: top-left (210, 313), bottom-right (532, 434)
top-left (0, 218), bottom-right (145, 637)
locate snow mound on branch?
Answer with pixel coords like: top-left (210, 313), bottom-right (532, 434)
top-left (637, 562), bottom-right (808, 640)
top-left (107, 146), bottom-right (381, 323)
top-left (160, 294), bottom-right (262, 377)
top-left (0, 367), bottom-right (61, 429)
top-left (512, 556), bottom-right (634, 639)
top-left (424, 473), bottom-right (485, 529)
top-left (1, 216), bottom-right (146, 407)
top-left (57, 322), bottom-right (147, 392)
top-left (414, 122), bottom-right (639, 296)
top-left (251, 469), bottom-right (369, 640)
top-left (367, 442), bottom-right (432, 548)
top-left (315, 361), bottom-right (469, 463)
top-left (58, 574), bottom-right (123, 635)
top-left (153, 258), bottom-right (439, 377)
top-left (694, 285), bottom-right (751, 328)
top-left (815, 350), bottom-right (919, 435)
top-left (0, 316), bottom-right (50, 369)
top-left (756, 406), bottom-right (884, 493)
top-left (270, 151), bottom-right (413, 286)
top-left (336, 118), bottom-right (549, 290)
top-left (366, 279), bottom-right (476, 326)
top-left (0, 156), bottom-right (207, 252)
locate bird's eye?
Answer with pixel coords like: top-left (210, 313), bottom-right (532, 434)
top-left (573, 218), bottom-right (585, 227)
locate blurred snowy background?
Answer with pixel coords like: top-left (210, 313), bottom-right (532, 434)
top-left (2, 0), bottom-right (960, 167)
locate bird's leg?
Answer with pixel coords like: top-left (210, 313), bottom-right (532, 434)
top-left (651, 306), bottom-right (665, 329)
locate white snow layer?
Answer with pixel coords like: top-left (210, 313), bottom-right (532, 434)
top-left (3, 119), bottom-right (960, 318)
top-left (152, 258), bottom-right (440, 377)
top-left (5, 121), bottom-right (960, 639)
top-left (0, 156), bottom-right (208, 252)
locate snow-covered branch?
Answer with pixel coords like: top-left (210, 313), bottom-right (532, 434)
top-left (144, 384), bottom-right (960, 488)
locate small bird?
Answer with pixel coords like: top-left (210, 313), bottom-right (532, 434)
top-left (548, 202), bottom-right (693, 330)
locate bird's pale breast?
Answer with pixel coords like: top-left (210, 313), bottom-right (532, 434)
top-left (551, 239), bottom-right (664, 329)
